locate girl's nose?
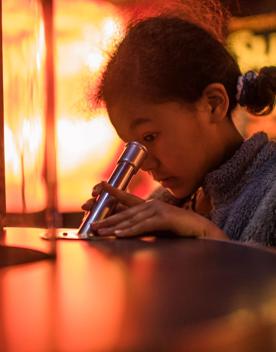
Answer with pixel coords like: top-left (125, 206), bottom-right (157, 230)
top-left (141, 153), bottom-right (159, 172)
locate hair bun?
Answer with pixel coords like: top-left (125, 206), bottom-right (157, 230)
top-left (238, 67), bottom-right (276, 116)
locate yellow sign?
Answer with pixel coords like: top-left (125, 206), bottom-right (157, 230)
top-left (228, 30), bottom-right (276, 72)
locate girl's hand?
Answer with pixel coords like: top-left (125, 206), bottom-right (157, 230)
top-left (81, 181), bottom-right (144, 212)
top-left (81, 182), bottom-right (102, 211)
top-left (91, 182), bottom-right (228, 240)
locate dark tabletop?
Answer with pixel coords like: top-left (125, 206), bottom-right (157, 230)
top-left (0, 228), bottom-right (276, 352)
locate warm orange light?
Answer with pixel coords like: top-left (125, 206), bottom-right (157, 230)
top-left (86, 49), bottom-right (105, 72)
top-left (3, 0), bottom-right (46, 212)
top-left (86, 16), bottom-right (122, 73)
top-left (55, 1), bottom-right (125, 211)
top-left (57, 113), bottom-right (119, 172)
top-left (3, 0), bottom-right (155, 214)
top-left (3, 1), bottom-right (125, 212)
top-left (4, 125), bottom-right (19, 173)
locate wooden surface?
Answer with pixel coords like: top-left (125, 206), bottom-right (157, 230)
top-left (0, 228), bottom-right (276, 352)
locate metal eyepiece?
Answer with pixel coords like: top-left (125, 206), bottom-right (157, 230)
top-left (77, 141), bottom-right (147, 238)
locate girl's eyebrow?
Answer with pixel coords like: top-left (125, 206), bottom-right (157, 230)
top-left (130, 118), bottom-right (152, 130)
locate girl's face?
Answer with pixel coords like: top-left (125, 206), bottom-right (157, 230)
top-left (108, 99), bottom-right (221, 198)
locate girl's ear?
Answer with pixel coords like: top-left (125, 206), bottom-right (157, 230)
top-left (202, 83), bottom-right (229, 123)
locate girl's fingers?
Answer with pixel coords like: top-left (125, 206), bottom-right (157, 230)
top-left (81, 198), bottom-right (96, 211)
top-left (115, 203), bottom-right (128, 212)
top-left (99, 182), bottom-right (144, 207)
top-left (114, 217), bottom-right (166, 238)
top-left (96, 207), bottom-right (156, 235)
top-left (91, 182), bottom-right (143, 211)
top-left (92, 201), bottom-right (151, 229)
top-left (91, 182), bottom-right (104, 197)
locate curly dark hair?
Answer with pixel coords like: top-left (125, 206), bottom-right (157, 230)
top-left (96, 12), bottom-right (276, 116)
top-left (238, 67), bottom-right (276, 115)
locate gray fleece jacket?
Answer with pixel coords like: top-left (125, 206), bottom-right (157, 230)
top-left (204, 132), bottom-right (276, 246)
top-left (150, 132), bottom-right (276, 246)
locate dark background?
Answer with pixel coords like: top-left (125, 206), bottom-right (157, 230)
top-left (222, 0), bottom-right (276, 16)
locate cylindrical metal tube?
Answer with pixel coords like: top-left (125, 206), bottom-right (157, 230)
top-left (77, 141), bottom-right (147, 238)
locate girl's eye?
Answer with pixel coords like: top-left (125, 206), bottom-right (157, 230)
top-left (143, 133), bottom-right (157, 143)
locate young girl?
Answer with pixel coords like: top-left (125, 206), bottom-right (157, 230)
top-left (82, 10), bottom-right (276, 246)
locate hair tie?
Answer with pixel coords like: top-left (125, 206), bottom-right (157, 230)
top-left (236, 75), bottom-right (244, 102)
top-left (236, 71), bottom-right (258, 104)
